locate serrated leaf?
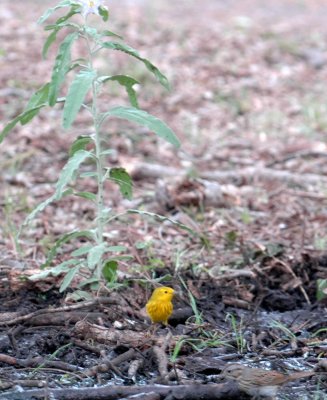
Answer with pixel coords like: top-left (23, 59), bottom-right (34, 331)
top-left (49, 32), bottom-right (78, 106)
top-left (99, 75), bottom-right (139, 108)
top-left (74, 191), bottom-right (97, 201)
top-left (109, 167), bottom-right (133, 200)
top-left (69, 135), bottom-right (93, 156)
top-left (59, 265), bottom-right (80, 292)
top-left (102, 260), bottom-right (118, 283)
top-left (63, 69), bottom-right (96, 128)
top-left (103, 106), bottom-right (180, 148)
top-left (87, 243), bottom-right (107, 269)
top-left (128, 209), bottom-right (194, 234)
top-left (24, 150), bottom-right (92, 225)
top-left (101, 41), bottom-right (170, 90)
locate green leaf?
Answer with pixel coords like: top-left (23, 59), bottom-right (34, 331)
top-left (87, 243), bottom-right (107, 269)
top-left (74, 191), bottom-right (97, 202)
top-left (109, 167), bottom-right (133, 200)
top-left (60, 265), bottom-right (81, 292)
top-left (24, 150), bottom-right (92, 224)
top-left (43, 29), bottom-right (59, 59)
top-left (98, 6), bottom-right (109, 22)
top-left (71, 245), bottom-right (93, 257)
top-left (49, 32), bottom-right (78, 106)
top-left (53, 7), bottom-right (80, 26)
top-left (20, 83), bottom-right (50, 124)
top-left (101, 41), bottom-right (170, 90)
top-left (106, 245), bottom-right (127, 252)
top-left (102, 260), bottom-right (118, 283)
top-left (100, 149), bottom-right (115, 156)
top-left (99, 75), bottom-right (139, 108)
top-left (128, 209), bottom-right (195, 234)
top-left (0, 116), bottom-right (21, 143)
top-left (29, 259), bottom-right (80, 281)
top-left (80, 171), bottom-right (97, 178)
top-left (78, 277), bottom-right (99, 288)
top-left (69, 135), bottom-right (93, 156)
top-left (63, 69), bottom-right (96, 129)
top-left (103, 106), bottom-right (180, 148)
top-left (38, 0), bottom-right (80, 24)
top-left (317, 279), bottom-right (327, 301)
top-left (40, 230), bottom-right (94, 268)
top-left (101, 30), bottom-right (123, 40)
top-left (0, 105), bottom-right (46, 143)
top-left (42, 6), bottom-right (79, 58)
top-left (51, 149), bottom-right (92, 198)
top-left (25, 83), bottom-right (50, 110)
top-left (67, 290), bottom-right (94, 300)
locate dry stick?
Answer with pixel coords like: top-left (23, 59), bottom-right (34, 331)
top-left (152, 330), bottom-right (173, 383)
top-left (1, 381), bottom-right (241, 400)
top-left (0, 300), bottom-right (97, 326)
top-left (74, 320), bottom-right (185, 348)
top-left (131, 162), bottom-right (327, 186)
top-left (0, 298), bottom-right (120, 327)
top-left (119, 393), bottom-right (160, 400)
top-left (273, 257), bottom-right (311, 305)
top-left (127, 358), bottom-right (144, 380)
top-left (84, 349), bottom-right (137, 379)
top-left (0, 354), bottom-right (79, 373)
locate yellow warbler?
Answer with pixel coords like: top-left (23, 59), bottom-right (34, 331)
top-left (146, 287), bottom-right (175, 326)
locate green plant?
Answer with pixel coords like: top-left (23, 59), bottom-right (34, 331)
top-left (225, 313), bottom-right (246, 353)
top-left (170, 332), bottom-right (230, 363)
top-left (316, 279), bottom-right (327, 301)
top-left (269, 320), bottom-right (296, 347)
top-left (179, 277), bottom-right (203, 325)
top-left (0, 0), bottom-right (185, 294)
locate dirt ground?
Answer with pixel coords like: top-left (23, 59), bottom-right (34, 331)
top-left (0, 0), bottom-right (327, 399)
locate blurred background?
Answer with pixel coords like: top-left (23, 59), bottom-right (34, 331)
top-left (1, 0), bottom-right (327, 265)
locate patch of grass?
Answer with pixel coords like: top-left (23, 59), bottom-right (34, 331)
top-left (269, 320), bottom-right (296, 347)
top-left (225, 313), bottom-right (246, 353)
top-left (170, 330), bottom-right (230, 363)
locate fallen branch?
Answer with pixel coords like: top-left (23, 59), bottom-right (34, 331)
top-left (131, 162), bottom-right (327, 187)
top-left (1, 382), bottom-right (244, 400)
top-left (74, 320), bottom-right (185, 347)
top-left (0, 298), bottom-right (119, 326)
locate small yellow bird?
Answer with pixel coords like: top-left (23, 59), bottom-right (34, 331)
top-left (146, 286), bottom-right (175, 326)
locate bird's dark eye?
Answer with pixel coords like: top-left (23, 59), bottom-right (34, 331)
top-left (164, 290), bottom-right (168, 293)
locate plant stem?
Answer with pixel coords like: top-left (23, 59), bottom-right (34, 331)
top-left (86, 30), bottom-right (105, 280)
